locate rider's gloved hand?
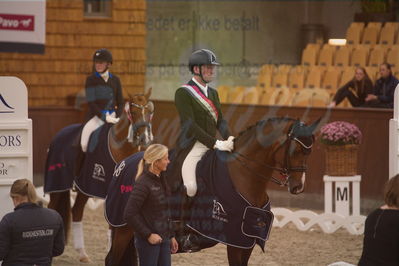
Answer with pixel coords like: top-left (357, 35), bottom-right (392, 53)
top-left (105, 113), bottom-right (120, 124)
top-left (213, 136), bottom-right (234, 152)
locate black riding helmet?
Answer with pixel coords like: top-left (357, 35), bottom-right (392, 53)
top-left (93, 48), bottom-right (113, 63)
top-left (188, 49), bottom-right (220, 84)
top-left (188, 49), bottom-right (220, 73)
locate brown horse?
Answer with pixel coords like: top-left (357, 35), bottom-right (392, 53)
top-left (45, 89), bottom-right (154, 262)
top-left (105, 117), bottom-right (319, 266)
top-left (222, 117), bottom-right (318, 265)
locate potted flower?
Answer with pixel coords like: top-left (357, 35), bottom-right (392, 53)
top-left (320, 121), bottom-right (362, 176)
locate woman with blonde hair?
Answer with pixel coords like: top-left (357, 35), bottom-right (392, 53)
top-left (124, 144), bottom-right (178, 266)
top-left (359, 174), bottom-right (399, 265)
top-left (329, 67), bottom-right (374, 107)
top-left (0, 179), bottom-right (65, 265)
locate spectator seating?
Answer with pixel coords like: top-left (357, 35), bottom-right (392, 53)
top-left (272, 72), bottom-right (289, 88)
top-left (351, 45), bottom-right (369, 66)
top-left (362, 26), bottom-right (379, 45)
top-left (346, 23), bottom-right (364, 45)
top-left (318, 45), bottom-right (335, 66)
top-left (268, 87), bottom-right (292, 106)
top-left (301, 44), bottom-right (320, 66)
top-left (291, 88), bottom-right (313, 107)
top-left (312, 88), bottom-right (331, 107)
top-left (221, 21), bottom-right (399, 108)
top-left (228, 86), bottom-right (245, 104)
top-left (257, 71), bottom-right (272, 90)
top-left (379, 25), bottom-right (396, 45)
top-left (368, 46), bottom-right (385, 67)
top-left (387, 45), bottom-right (399, 68)
top-left (289, 71), bottom-right (305, 90)
top-left (305, 67), bottom-right (323, 89)
top-left (242, 87), bottom-right (259, 105)
top-left (335, 46), bottom-right (351, 67)
top-left (322, 67), bottom-right (341, 92)
top-left (217, 85), bottom-right (230, 103)
top-left (367, 22), bottom-right (382, 30)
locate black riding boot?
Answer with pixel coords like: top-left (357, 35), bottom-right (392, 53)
top-left (178, 193), bottom-right (201, 252)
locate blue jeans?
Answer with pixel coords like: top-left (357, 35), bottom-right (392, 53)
top-left (135, 235), bottom-right (171, 266)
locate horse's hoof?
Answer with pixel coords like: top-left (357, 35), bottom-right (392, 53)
top-left (79, 256), bottom-right (91, 263)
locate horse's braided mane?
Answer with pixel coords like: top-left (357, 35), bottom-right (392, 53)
top-left (237, 117), bottom-right (297, 138)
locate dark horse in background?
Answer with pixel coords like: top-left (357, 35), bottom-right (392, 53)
top-left (105, 116), bottom-right (319, 266)
top-left (44, 89), bottom-right (154, 263)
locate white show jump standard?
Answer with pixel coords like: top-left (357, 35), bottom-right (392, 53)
top-left (0, 77), bottom-right (33, 219)
top-left (389, 83), bottom-right (399, 179)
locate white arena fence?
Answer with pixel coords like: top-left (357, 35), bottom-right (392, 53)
top-left (36, 186), bottom-right (365, 235)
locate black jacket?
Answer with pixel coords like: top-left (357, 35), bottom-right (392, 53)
top-left (174, 79), bottom-right (230, 150)
top-left (0, 203), bottom-right (65, 266)
top-left (373, 74), bottom-right (399, 108)
top-left (85, 72), bottom-right (124, 120)
top-left (167, 79), bottom-right (231, 191)
top-left (333, 78), bottom-right (373, 106)
top-left (124, 169), bottom-right (174, 240)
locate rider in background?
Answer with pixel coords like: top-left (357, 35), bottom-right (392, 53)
top-left (80, 48), bottom-right (124, 153)
top-left (124, 144), bottom-right (178, 266)
top-left (77, 48), bottom-right (124, 261)
top-left (358, 174), bottom-right (399, 265)
top-left (0, 179), bottom-right (65, 265)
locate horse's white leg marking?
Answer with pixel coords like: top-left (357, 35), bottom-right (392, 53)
top-left (107, 229), bottom-right (112, 252)
top-left (72, 221), bottom-right (90, 262)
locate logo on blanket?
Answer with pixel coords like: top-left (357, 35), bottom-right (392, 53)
top-left (212, 200), bottom-right (228, 223)
top-left (92, 163), bottom-right (106, 182)
top-left (113, 161), bottom-right (126, 177)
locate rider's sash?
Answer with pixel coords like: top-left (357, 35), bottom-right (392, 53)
top-left (181, 85), bottom-right (218, 123)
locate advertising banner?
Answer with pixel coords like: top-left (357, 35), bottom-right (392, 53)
top-left (0, 0), bottom-right (46, 54)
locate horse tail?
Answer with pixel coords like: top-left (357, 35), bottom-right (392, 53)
top-left (48, 191), bottom-right (71, 243)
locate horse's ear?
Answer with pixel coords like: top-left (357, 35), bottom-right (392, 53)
top-left (308, 117), bottom-right (322, 134)
top-left (145, 87), bottom-right (152, 100)
top-left (127, 93), bottom-right (133, 100)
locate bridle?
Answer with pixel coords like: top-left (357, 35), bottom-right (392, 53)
top-left (125, 101), bottom-right (154, 146)
top-left (234, 122), bottom-right (313, 186)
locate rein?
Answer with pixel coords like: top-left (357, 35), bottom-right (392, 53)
top-left (125, 101), bottom-right (154, 146)
top-left (233, 123), bottom-right (313, 186)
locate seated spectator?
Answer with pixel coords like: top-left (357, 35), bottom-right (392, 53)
top-left (358, 174), bottom-right (399, 266)
top-left (363, 63), bottom-right (399, 108)
top-left (0, 179), bottom-right (65, 265)
top-left (329, 67), bottom-right (373, 107)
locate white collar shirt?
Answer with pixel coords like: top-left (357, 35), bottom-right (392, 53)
top-left (192, 77), bottom-right (208, 97)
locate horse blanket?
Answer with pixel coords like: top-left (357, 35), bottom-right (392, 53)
top-left (104, 151), bottom-right (144, 227)
top-left (187, 150), bottom-right (274, 251)
top-left (74, 123), bottom-right (115, 199)
top-left (44, 124), bottom-right (82, 193)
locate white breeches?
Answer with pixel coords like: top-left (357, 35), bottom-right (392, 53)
top-left (81, 116), bottom-right (104, 152)
top-left (182, 141), bottom-right (209, 197)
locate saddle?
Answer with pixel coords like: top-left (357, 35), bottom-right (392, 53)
top-left (74, 123), bottom-right (115, 199)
